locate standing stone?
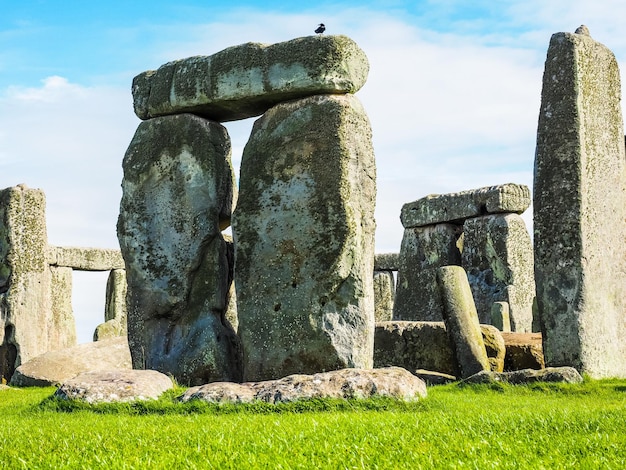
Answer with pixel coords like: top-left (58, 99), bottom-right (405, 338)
top-left (393, 224), bottom-right (462, 321)
top-left (373, 271), bottom-right (394, 322)
top-left (436, 266), bottom-right (490, 378)
top-left (233, 94), bottom-right (376, 381)
top-left (461, 213), bottom-right (534, 332)
top-left (534, 30), bottom-right (626, 377)
top-left (0, 186), bottom-right (76, 382)
top-left (117, 114), bottom-right (242, 386)
top-left (491, 301), bottom-right (511, 332)
top-left (93, 269), bottom-right (128, 341)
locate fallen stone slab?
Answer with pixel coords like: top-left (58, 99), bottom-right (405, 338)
top-left (400, 183), bottom-right (530, 228)
top-left (133, 35), bottom-right (369, 122)
top-left (9, 337), bottom-right (132, 387)
top-left (502, 332), bottom-right (545, 371)
top-left (0, 384), bottom-right (12, 390)
top-left (462, 367), bottom-right (583, 385)
top-left (54, 370), bottom-right (174, 403)
top-left (413, 370), bottom-right (457, 386)
top-left (179, 367), bottom-right (427, 404)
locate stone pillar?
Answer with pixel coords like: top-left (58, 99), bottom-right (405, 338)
top-left (393, 224), bottom-right (462, 321)
top-left (373, 271), bottom-right (394, 322)
top-left (118, 114), bottom-right (242, 386)
top-left (233, 94), bottom-right (376, 381)
top-left (461, 213), bottom-right (534, 331)
top-left (534, 29), bottom-right (626, 377)
top-left (94, 269), bottom-right (128, 341)
top-left (437, 266), bottom-right (490, 378)
top-left (0, 185), bottom-right (76, 382)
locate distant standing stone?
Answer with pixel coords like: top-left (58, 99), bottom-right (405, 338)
top-left (373, 271), bottom-right (394, 322)
top-left (534, 31), bottom-right (626, 377)
top-left (233, 94), bottom-right (376, 381)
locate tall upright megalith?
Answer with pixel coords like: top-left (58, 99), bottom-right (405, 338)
top-left (534, 28), bottom-right (626, 377)
top-left (233, 94), bottom-right (376, 381)
top-left (117, 114), bottom-right (242, 385)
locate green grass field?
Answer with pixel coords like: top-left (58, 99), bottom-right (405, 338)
top-left (1, 379), bottom-right (625, 469)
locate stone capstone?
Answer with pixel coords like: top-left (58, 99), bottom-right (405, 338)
top-left (48, 246), bottom-right (124, 271)
top-left (9, 337), bottom-right (132, 387)
top-left (232, 94), bottom-right (376, 381)
top-left (54, 369), bottom-right (174, 403)
top-left (133, 35), bottom-right (369, 122)
top-left (179, 367), bottom-right (427, 404)
top-left (374, 253), bottom-right (399, 271)
top-left (534, 31), bottom-right (626, 377)
top-left (117, 113), bottom-right (241, 386)
top-left (400, 183), bottom-right (531, 229)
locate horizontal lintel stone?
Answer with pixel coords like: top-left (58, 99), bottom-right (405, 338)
top-left (133, 35), bottom-right (369, 122)
top-left (48, 246), bottom-right (125, 271)
top-left (374, 253), bottom-right (400, 271)
top-left (400, 183), bottom-right (530, 228)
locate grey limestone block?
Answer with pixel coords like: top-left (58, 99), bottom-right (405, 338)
top-left (117, 114), bottom-right (241, 385)
top-left (436, 266), bottom-right (490, 378)
top-left (400, 183), bottom-right (530, 229)
top-left (461, 213), bottom-right (534, 332)
top-left (133, 35), bottom-right (369, 122)
top-left (373, 271), bottom-right (395, 322)
top-left (48, 246), bottom-right (124, 271)
top-left (393, 224), bottom-right (462, 321)
top-left (233, 94), bottom-right (376, 382)
top-left (534, 31), bottom-right (626, 377)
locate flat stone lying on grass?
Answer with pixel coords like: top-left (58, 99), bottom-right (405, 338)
top-left (179, 367), bottom-right (427, 404)
top-left (462, 367), bottom-right (583, 385)
top-left (10, 337), bottom-right (132, 387)
top-left (413, 370), bottom-right (457, 386)
top-left (0, 384), bottom-right (12, 390)
top-left (55, 370), bottom-right (174, 404)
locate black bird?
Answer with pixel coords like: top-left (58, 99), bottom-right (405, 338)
top-left (315, 23), bottom-right (326, 35)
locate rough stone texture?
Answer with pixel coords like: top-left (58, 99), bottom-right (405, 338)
top-left (117, 113), bottom-right (242, 386)
top-left (373, 321), bottom-right (504, 376)
top-left (133, 35), bottom-right (369, 122)
top-left (179, 367), bottom-right (427, 404)
top-left (400, 184), bottom-right (531, 229)
top-left (462, 367), bottom-right (583, 385)
top-left (49, 266), bottom-right (77, 347)
top-left (55, 369), bottom-right (174, 403)
top-left (534, 31), bottom-right (626, 377)
top-left (461, 214), bottom-right (535, 332)
top-left (491, 301), bottom-right (511, 332)
top-left (414, 370), bottom-right (457, 386)
top-left (437, 266), bottom-right (491, 378)
top-left (233, 94), bottom-right (376, 382)
top-left (373, 271), bottom-right (394, 322)
top-left (374, 253), bottom-right (399, 271)
top-left (0, 185), bottom-right (76, 382)
top-left (48, 246), bottom-right (124, 271)
top-left (10, 337), bottom-right (132, 387)
top-left (94, 269), bottom-right (127, 341)
top-left (393, 224), bottom-right (462, 321)
top-left (502, 332), bottom-right (545, 371)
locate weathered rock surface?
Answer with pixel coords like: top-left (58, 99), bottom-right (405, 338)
top-left (179, 367), bottom-right (427, 404)
top-left (393, 224), bottom-right (461, 321)
top-left (462, 367), bottom-right (583, 385)
top-left (373, 321), bottom-right (504, 376)
top-left (117, 113), bottom-right (241, 386)
top-left (94, 269), bottom-right (127, 341)
top-left (414, 370), bottom-right (457, 386)
top-left (233, 94), bottom-right (376, 381)
top-left (502, 332), bottom-right (545, 371)
top-left (48, 246), bottom-right (124, 271)
top-left (55, 370), bottom-right (174, 403)
top-left (534, 30), bottom-right (626, 377)
top-left (0, 185), bottom-right (76, 382)
top-left (491, 301), bottom-right (511, 332)
top-left (437, 266), bottom-right (490, 378)
top-left (373, 271), bottom-right (394, 322)
top-left (374, 253), bottom-right (399, 271)
top-left (462, 213), bottom-right (535, 332)
top-left (133, 35), bottom-right (369, 122)
top-left (400, 184), bottom-right (530, 229)
top-left (10, 337), bottom-right (132, 387)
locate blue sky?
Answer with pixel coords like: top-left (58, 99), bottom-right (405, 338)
top-left (3, 0), bottom-right (626, 342)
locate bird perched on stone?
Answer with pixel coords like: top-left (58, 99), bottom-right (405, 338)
top-left (315, 23), bottom-right (326, 35)
top-left (575, 25), bottom-right (590, 36)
